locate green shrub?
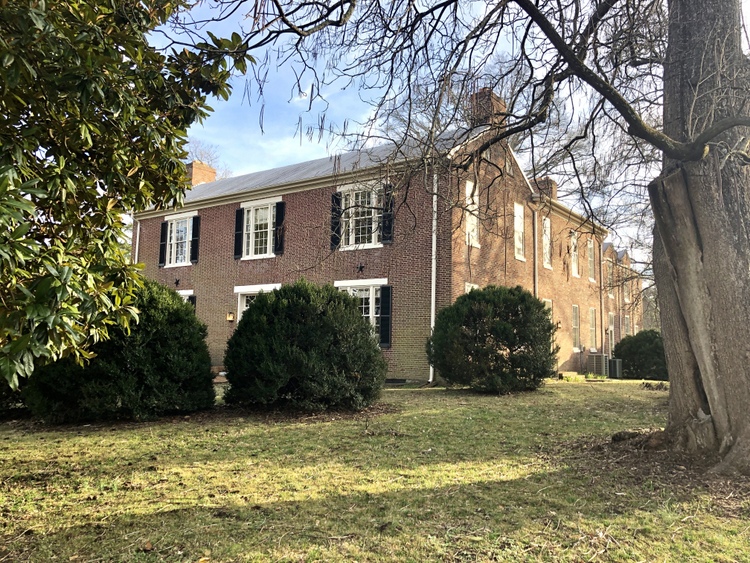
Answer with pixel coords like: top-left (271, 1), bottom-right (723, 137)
top-left (23, 280), bottom-right (214, 423)
top-left (614, 329), bottom-right (667, 380)
top-left (427, 285), bottom-right (557, 393)
top-left (224, 280), bottom-right (387, 412)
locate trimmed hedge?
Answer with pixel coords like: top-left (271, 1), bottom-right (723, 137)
top-left (614, 329), bottom-right (667, 380)
top-left (224, 280), bottom-right (387, 412)
top-left (23, 280), bottom-right (214, 423)
top-left (427, 285), bottom-right (557, 393)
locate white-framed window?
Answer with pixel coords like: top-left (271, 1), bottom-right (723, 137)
top-left (465, 282), bottom-right (480, 293)
top-left (572, 304), bottom-right (580, 351)
top-left (334, 278), bottom-right (392, 347)
top-left (608, 312), bottom-right (615, 353)
top-left (241, 197), bottom-right (281, 259)
top-left (607, 261), bottom-right (614, 297)
top-left (514, 202), bottom-right (525, 260)
top-left (542, 216), bottom-right (552, 269)
top-left (624, 276), bottom-right (631, 303)
top-left (624, 315), bottom-right (631, 336)
top-left (340, 186), bottom-right (384, 249)
top-left (542, 298), bottom-right (553, 312)
top-left (588, 239), bottom-right (596, 282)
top-left (176, 289), bottom-right (194, 301)
top-left (234, 283), bottom-right (281, 319)
top-left (589, 307), bottom-right (597, 350)
top-left (465, 181), bottom-right (480, 248)
top-left (163, 210), bottom-right (197, 267)
top-left (570, 232), bottom-right (579, 277)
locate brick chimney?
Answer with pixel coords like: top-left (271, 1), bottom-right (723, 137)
top-left (469, 87), bottom-right (507, 127)
top-left (186, 160), bottom-right (216, 186)
top-left (534, 177), bottom-right (558, 200)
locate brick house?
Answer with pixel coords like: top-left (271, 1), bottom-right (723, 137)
top-left (133, 93), bottom-right (641, 382)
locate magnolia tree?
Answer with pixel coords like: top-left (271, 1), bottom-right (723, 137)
top-left (0, 1), bottom-right (250, 388)
top-left (177, 0), bottom-right (750, 472)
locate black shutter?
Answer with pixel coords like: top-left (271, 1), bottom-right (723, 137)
top-left (330, 192), bottom-right (342, 250)
top-left (234, 208), bottom-right (244, 259)
top-left (381, 184), bottom-right (394, 244)
top-left (190, 216), bottom-right (200, 263)
top-left (158, 221), bottom-right (168, 267)
top-left (187, 295), bottom-right (196, 309)
top-left (273, 201), bottom-right (286, 255)
top-left (379, 285), bottom-right (392, 348)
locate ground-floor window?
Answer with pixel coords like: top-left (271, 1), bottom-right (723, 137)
top-left (334, 279), bottom-right (392, 348)
top-left (234, 283), bottom-right (281, 321)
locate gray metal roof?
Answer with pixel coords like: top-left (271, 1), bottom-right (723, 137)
top-left (184, 127), bottom-right (479, 204)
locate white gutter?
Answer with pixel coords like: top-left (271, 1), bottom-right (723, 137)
top-left (134, 219), bottom-right (141, 264)
top-left (429, 169), bottom-right (438, 384)
top-left (532, 209), bottom-right (539, 298)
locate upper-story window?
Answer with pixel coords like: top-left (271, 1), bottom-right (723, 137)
top-left (331, 184), bottom-right (394, 250)
top-left (607, 260), bottom-right (614, 297)
top-left (466, 181), bottom-right (480, 248)
top-left (588, 239), bottom-right (596, 281)
top-left (570, 232), bottom-right (579, 277)
top-left (234, 197), bottom-right (285, 260)
top-left (159, 211), bottom-right (199, 268)
top-left (542, 216), bottom-right (552, 269)
top-left (623, 275), bottom-right (631, 303)
top-left (514, 202), bottom-right (525, 260)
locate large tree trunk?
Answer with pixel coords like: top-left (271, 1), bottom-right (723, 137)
top-left (651, 0), bottom-right (750, 472)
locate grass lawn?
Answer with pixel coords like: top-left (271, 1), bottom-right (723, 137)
top-left (1, 380), bottom-right (749, 562)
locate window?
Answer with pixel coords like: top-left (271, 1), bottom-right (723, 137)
top-left (589, 307), bottom-right (597, 350)
top-left (159, 211), bottom-right (199, 267)
top-left (236, 197), bottom-right (284, 259)
top-left (572, 304), bottom-right (580, 350)
top-left (624, 315), bottom-right (631, 336)
top-left (542, 216), bottom-right (552, 268)
top-left (234, 283), bottom-right (281, 320)
top-left (466, 181), bottom-right (480, 248)
top-left (331, 184), bottom-right (393, 250)
top-left (588, 239), bottom-right (596, 281)
top-left (542, 298), bottom-right (553, 312)
top-left (514, 202), bottom-right (525, 260)
top-left (608, 312), bottom-right (615, 353)
top-left (334, 279), bottom-right (392, 347)
top-left (624, 277), bottom-right (631, 303)
top-left (607, 261), bottom-right (614, 297)
top-left (177, 289), bottom-right (196, 309)
top-left (465, 282), bottom-right (480, 293)
top-left (570, 232), bottom-right (579, 277)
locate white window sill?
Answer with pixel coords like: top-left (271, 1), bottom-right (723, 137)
top-left (572, 347), bottom-right (581, 353)
top-left (515, 255), bottom-right (526, 262)
top-left (608, 294), bottom-right (614, 299)
top-left (241, 254), bottom-right (276, 261)
top-left (339, 243), bottom-right (384, 251)
top-left (164, 262), bottom-right (192, 268)
top-left (572, 273), bottom-right (580, 278)
top-left (543, 264), bottom-right (552, 270)
top-left (589, 277), bottom-right (596, 283)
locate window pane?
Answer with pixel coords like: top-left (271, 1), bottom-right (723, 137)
top-left (571, 234), bottom-right (578, 276)
top-left (253, 206), bottom-right (270, 255)
top-left (168, 219), bottom-right (188, 264)
top-left (352, 190), bottom-right (372, 245)
top-left (542, 217), bottom-right (551, 267)
top-left (514, 203), bottom-right (524, 258)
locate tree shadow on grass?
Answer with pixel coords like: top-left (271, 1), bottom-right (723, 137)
top-left (3, 436), bottom-right (750, 562)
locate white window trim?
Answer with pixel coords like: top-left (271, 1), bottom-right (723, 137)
top-left (163, 212), bottom-right (196, 268)
top-left (334, 278), bottom-right (388, 288)
top-left (588, 240), bottom-right (596, 282)
top-left (464, 282), bottom-right (480, 293)
top-left (607, 261), bottom-right (614, 298)
top-left (572, 304), bottom-right (580, 352)
top-left (176, 289), bottom-right (194, 297)
top-left (624, 315), bottom-right (631, 336)
top-left (338, 183), bottom-right (385, 251)
top-left (589, 307), bottom-right (597, 351)
top-left (465, 181), bottom-right (480, 249)
top-left (514, 202), bottom-right (525, 261)
top-left (570, 232), bottom-right (579, 277)
top-left (608, 312), bottom-right (615, 352)
top-left (542, 216), bottom-right (552, 270)
top-left (240, 196), bottom-right (282, 260)
top-left (234, 283), bottom-right (282, 320)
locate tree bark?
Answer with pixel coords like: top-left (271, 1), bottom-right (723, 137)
top-left (654, 0), bottom-right (750, 472)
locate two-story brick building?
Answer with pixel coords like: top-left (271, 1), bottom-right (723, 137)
top-left (133, 91), bottom-right (641, 382)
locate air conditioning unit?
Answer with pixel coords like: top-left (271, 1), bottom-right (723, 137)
top-left (587, 354), bottom-right (609, 376)
top-left (608, 358), bottom-right (623, 379)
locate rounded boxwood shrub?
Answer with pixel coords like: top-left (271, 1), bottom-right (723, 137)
top-left (427, 285), bottom-right (557, 393)
top-left (22, 280), bottom-right (214, 423)
top-left (224, 280), bottom-right (387, 412)
top-left (614, 329), bottom-right (667, 380)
